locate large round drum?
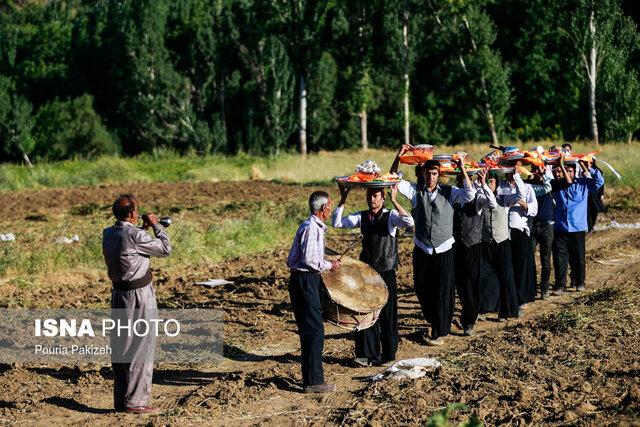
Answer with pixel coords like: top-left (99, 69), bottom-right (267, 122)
top-left (320, 256), bottom-right (389, 331)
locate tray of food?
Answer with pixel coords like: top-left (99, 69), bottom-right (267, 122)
top-left (336, 160), bottom-right (401, 188)
top-left (441, 166), bottom-right (483, 176)
top-left (487, 167), bottom-right (515, 175)
top-left (399, 144), bottom-right (434, 165)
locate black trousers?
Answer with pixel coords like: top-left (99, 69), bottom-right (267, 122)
top-left (482, 240), bottom-right (519, 318)
top-left (454, 242), bottom-right (482, 328)
top-left (532, 221), bottom-right (554, 293)
top-left (553, 231), bottom-right (586, 290)
top-left (354, 269), bottom-right (398, 363)
top-left (413, 247), bottom-right (455, 339)
top-left (288, 271), bottom-right (324, 386)
top-left (511, 229), bottom-right (537, 305)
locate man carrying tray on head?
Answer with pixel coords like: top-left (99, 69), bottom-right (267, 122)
top-left (550, 154), bottom-right (604, 295)
top-left (332, 181), bottom-right (414, 367)
top-left (390, 145), bottom-right (474, 346)
top-left (286, 191), bottom-right (341, 394)
top-left (452, 168), bottom-right (496, 336)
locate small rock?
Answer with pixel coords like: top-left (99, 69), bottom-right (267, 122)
top-left (621, 384), bottom-right (640, 407)
top-left (575, 402), bottom-right (597, 416)
top-left (515, 387), bottom-right (533, 403)
top-left (564, 410), bottom-right (578, 422)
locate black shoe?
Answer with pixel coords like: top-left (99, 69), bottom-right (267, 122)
top-left (353, 357), bottom-right (371, 367)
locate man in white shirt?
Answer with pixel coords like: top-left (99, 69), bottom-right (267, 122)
top-left (500, 172), bottom-right (538, 313)
top-left (333, 183), bottom-right (414, 366)
top-left (390, 145), bottom-right (474, 346)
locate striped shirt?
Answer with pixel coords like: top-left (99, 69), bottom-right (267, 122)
top-left (287, 215), bottom-right (332, 272)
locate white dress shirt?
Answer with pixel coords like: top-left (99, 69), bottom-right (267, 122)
top-left (498, 174), bottom-right (538, 235)
top-left (398, 179), bottom-right (475, 254)
top-left (332, 206), bottom-right (414, 234)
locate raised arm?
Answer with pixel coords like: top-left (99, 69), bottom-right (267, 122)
top-left (475, 170), bottom-right (497, 210)
top-left (586, 166), bottom-right (605, 193)
top-left (388, 184), bottom-right (415, 228)
top-left (524, 184), bottom-right (538, 217)
top-left (531, 173), bottom-right (552, 197)
top-left (390, 144), bottom-right (412, 174)
top-left (333, 183), bottom-right (361, 229)
top-left (135, 225), bottom-right (172, 258)
top-left (513, 173), bottom-right (529, 212)
top-left (559, 153), bottom-right (573, 184)
top-left (332, 206), bottom-right (362, 229)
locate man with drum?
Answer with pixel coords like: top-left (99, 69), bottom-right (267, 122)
top-left (286, 191), bottom-right (341, 393)
top-left (332, 182), bottom-right (414, 366)
top-left (390, 145), bottom-right (474, 346)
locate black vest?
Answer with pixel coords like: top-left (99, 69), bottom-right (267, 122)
top-left (453, 197), bottom-right (483, 248)
top-left (359, 210), bottom-right (398, 273)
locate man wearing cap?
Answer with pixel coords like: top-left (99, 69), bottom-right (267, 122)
top-left (550, 155), bottom-right (604, 295)
top-left (333, 182), bottom-right (414, 366)
top-left (102, 195), bottom-right (172, 413)
top-left (390, 145), bottom-right (474, 346)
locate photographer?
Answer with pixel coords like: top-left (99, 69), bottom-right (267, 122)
top-left (102, 194), bottom-right (171, 413)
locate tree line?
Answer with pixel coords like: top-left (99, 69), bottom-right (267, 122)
top-left (1, 0), bottom-right (639, 165)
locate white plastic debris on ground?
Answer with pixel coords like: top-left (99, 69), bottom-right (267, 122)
top-left (370, 357), bottom-right (442, 381)
top-left (195, 279), bottom-right (234, 288)
top-left (594, 220), bottom-right (640, 231)
top-left (54, 234), bottom-right (80, 244)
top-left (0, 233), bottom-right (16, 241)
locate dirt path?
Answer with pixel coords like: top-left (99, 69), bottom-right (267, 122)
top-left (1, 182), bottom-right (639, 425)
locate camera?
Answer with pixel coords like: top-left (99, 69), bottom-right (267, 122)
top-left (141, 214), bottom-right (172, 228)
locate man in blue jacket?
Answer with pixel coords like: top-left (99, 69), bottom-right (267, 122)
top-left (550, 155), bottom-right (604, 295)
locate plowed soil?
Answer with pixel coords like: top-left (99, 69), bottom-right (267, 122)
top-left (1, 181), bottom-right (639, 426)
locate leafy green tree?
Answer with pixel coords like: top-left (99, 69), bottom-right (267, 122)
top-left (307, 52), bottom-right (338, 150)
top-left (560, 0), bottom-right (639, 144)
top-left (594, 3), bottom-right (640, 142)
top-left (429, 0), bottom-right (512, 145)
top-left (272, 0), bottom-right (335, 156)
top-left (33, 94), bottom-right (117, 160)
top-left (100, 0), bottom-right (203, 154)
top-left (263, 36), bottom-right (296, 153)
top-left (0, 75), bottom-right (35, 165)
top-left (489, 0), bottom-right (580, 141)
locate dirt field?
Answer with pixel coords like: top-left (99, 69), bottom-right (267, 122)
top-left (1, 181), bottom-right (639, 426)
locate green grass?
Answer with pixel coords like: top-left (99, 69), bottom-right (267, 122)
top-left (0, 201), bottom-right (310, 283)
top-left (1, 142), bottom-right (638, 192)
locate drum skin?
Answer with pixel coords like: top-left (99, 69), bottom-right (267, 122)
top-left (320, 256), bottom-right (389, 331)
